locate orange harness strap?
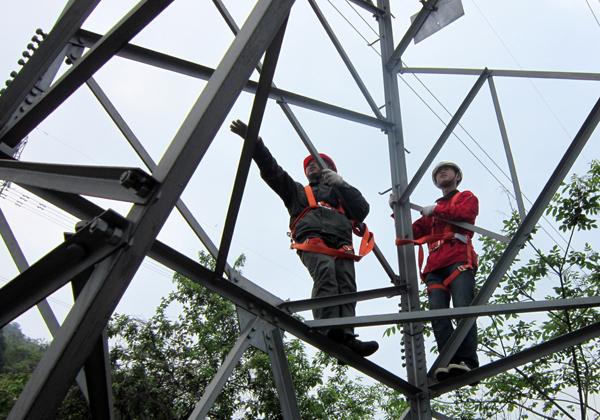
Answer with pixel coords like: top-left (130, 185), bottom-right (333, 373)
top-left (290, 185), bottom-right (374, 261)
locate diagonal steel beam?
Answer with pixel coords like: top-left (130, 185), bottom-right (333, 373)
top-left (7, 2), bottom-right (295, 417)
top-left (0, 0), bottom-right (175, 146)
top-left (0, 210), bottom-right (128, 329)
top-left (308, 0), bottom-right (385, 120)
top-left (431, 97), bottom-right (600, 374)
top-left (398, 69), bottom-right (490, 204)
top-left (215, 17), bottom-right (288, 277)
top-left (74, 30), bottom-right (391, 130)
top-left (305, 296), bottom-right (600, 329)
top-left (346, 0), bottom-right (386, 15)
top-left (488, 76), bottom-right (526, 219)
top-left (430, 321), bottom-right (600, 396)
top-left (400, 66), bottom-right (600, 81)
top-left (386, 0), bottom-right (441, 72)
top-left (0, 0), bottom-right (100, 139)
top-left (148, 240), bottom-right (421, 396)
top-left (0, 160), bottom-right (157, 203)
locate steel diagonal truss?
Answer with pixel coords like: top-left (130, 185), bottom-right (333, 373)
top-left (0, 1), bottom-right (599, 419)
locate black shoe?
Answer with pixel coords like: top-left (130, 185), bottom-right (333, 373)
top-left (434, 366), bottom-right (450, 382)
top-left (345, 337), bottom-right (379, 357)
top-left (326, 329), bottom-right (346, 343)
top-left (447, 361), bottom-right (471, 378)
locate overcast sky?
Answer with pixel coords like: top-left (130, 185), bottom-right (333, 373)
top-left (1, 0), bottom-right (599, 381)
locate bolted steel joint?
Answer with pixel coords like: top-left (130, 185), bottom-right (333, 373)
top-left (120, 170), bottom-right (154, 198)
top-left (89, 218), bottom-right (124, 245)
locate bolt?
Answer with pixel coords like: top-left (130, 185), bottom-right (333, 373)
top-left (268, 345), bottom-right (273, 350)
top-left (5, 80), bottom-right (11, 87)
top-left (18, 59), bottom-right (25, 66)
top-left (22, 51), bottom-right (31, 59)
top-left (27, 43), bottom-right (36, 52)
top-left (35, 28), bottom-right (46, 38)
top-left (31, 35), bottom-right (41, 44)
top-left (10, 71), bottom-right (18, 78)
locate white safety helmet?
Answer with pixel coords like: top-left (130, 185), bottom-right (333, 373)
top-left (432, 161), bottom-right (462, 187)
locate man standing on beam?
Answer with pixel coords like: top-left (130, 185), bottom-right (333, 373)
top-left (394, 161), bottom-right (479, 381)
top-left (230, 119), bottom-right (378, 357)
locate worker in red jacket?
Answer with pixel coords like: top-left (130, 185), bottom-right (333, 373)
top-left (395, 161), bottom-right (479, 381)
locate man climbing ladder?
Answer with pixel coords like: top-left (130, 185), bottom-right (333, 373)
top-left (230, 119), bottom-right (378, 357)
top-left (394, 161), bottom-right (479, 381)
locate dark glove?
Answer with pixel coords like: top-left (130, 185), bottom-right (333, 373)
top-left (230, 119), bottom-right (248, 139)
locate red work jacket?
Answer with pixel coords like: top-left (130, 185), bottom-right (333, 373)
top-left (412, 190), bottom-right (479, 274)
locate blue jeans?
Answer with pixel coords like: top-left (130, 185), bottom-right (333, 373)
top-left (426, 262), bottom-right (479, 368)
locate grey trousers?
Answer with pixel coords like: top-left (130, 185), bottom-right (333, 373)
top-left (298, 251), bottom-right (356, 337)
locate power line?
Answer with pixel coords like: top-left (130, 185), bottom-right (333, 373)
top-left (584, 0), bottom-right (600, 28)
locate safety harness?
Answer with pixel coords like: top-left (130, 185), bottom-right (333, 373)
top-left (289, 185), bottom-right (374, 261)
top-left (395, 193), bottom-right (475, 294)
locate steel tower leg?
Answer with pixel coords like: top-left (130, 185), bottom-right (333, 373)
top-left (377, 1), bottom-right (431, 418)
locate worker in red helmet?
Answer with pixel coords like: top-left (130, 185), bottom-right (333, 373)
top-left (230, 119), bottom-right (378, 357)
top-left (393, 161), bottom-right (479, 381)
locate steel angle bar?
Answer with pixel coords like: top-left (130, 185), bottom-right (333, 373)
top-left (0, 0), bottom-right (100, 140)
top-left (430, 321), bottom-right (600, 396)
top-left (431, 97), bottom-right (600, 375)
top-left (386, 0), bottom-right (441, 72)
top-left (488, 76), bottom-right (526, 219)
top-left (71, 274), bottom-right (113, 419)
top-left (305, 296), bottom-right (600, 329)
top-left (0, 209), bottom-right (128, 329)
top-left (280, 286), bottom-right (404, 313)
top-left (0, 0), bottom-right (175, 146)
top-left (400, 67), bottom-right (600, 81)
top-left (266, 328), bottom-right (301, 420)
top-left (148, 240), bottom-right (421, 396)
top-left (409, 202), bottom-right (510, 243)
top-left (74, 30), bottom-right (391, 130)
top-left (308, 0), bottom-right (384, 120)
top-left (398, 69), bottom-right (490, 204)
top-left (0, 160), bottom-right (157, 203)
top-left (8, 2), bottom-right (295, 417)
top-left (188, 318), bottom-right (258, 419)
top-left (346, 0), bottom-right (386, 15)
top-left (215, 17), bottom-right (288, 278)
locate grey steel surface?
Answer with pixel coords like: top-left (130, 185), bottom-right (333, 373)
top-left (0, 160), bottom-right (156, 203)
top-left (280, 286), bottom-right (404, 313)
top-left (74, 30), bottom-right (391, 130)
top-left (431, 97), bottom-right (600, 375)
top-left (188, 318), bottom-right (258, 420)
top-left (266, 328), bottom-right (301, 420)
top-left (305, 296), bottom-right (600, 328)
top-left (8, 2), bottom-right (295, 417)
top-left (488, 76), bottom-right (526, 219)
top-left (308, 0), bottom-right (384, 120)
top-left (430, 321), bottom-right (600, 396)
top-left (411, 0), bottom-right (464, 44)
top-left (148, 240), bottom-right (421, 396)
top-left (378, 0), bottom-right (432, 417)
top-left (0, 210), bottom-right (127, 329)
top-left (398, 69), bottom-right (490, 204)
top-left (346, 0), bottom-right (385, 15)
top-left (387, 0), bottom-right (441, 72)
top-left (0, 0), bottom-right (100, 141)
top-left (215, 17), bottom-right (287, 277)
top-left (400, 66), bottom-right (600, 80)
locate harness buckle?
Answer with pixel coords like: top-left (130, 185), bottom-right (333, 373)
top-left (457, 264), bottom-right (468, 272)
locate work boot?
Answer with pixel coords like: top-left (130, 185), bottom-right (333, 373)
top-left (344, 336), bottom-right (379, 357)
top-left (434, 366), bottom-right (450, 382)
top-left (447, 361), bottom-right (471, 377)
top-left (326, 329), bottom-right (346, 343)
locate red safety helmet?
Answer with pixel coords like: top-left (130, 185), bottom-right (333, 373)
top-left (303, 153), bottom-right (337, 174)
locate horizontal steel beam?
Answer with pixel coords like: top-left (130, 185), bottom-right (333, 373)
top-left (0, 160), bottom-right (157, 203)
top-left (0, 0), bottom-right (100, 139)
top-left (306, 296), bottom-right (600, 329)
top-left (0, 0), bottom-right (175, 146)
top-left (400, 67), bottom-right (600, 81)
top-left (74, 30), bottom-right (392, 130)
top-left (346, 0), bottom-right (386, 15)
top-left (0, 210), bottom-right (128, 328)
top-left (148, 240), bottom-right (421, 396)
top-left (430, 321), bottom-right (600, 396)
top-left (279, 286), bottom-right (404, 313)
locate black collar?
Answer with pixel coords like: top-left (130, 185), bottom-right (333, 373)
top-left (436, 189), bottom-right (459, 202)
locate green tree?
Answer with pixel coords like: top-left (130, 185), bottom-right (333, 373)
top-left (435, 160), bottom-right (600, 419)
